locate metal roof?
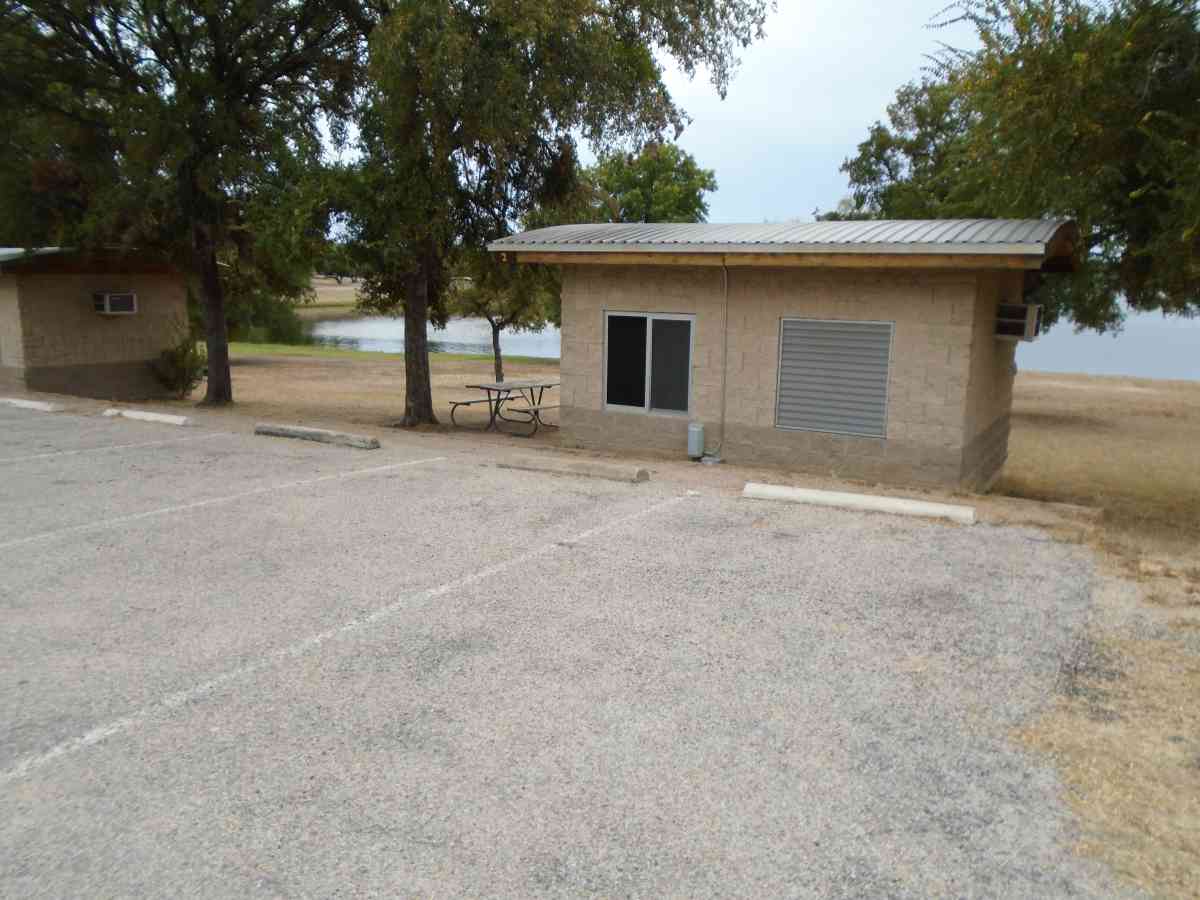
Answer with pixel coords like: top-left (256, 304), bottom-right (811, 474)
top-left (488, 220), bottom-right (1075, 258)
top-left (0, 247), bottom-right (66, 265)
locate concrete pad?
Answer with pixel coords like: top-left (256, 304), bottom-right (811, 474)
top-left (0, 429), bottom-right (442, 543)
top-left (102, 408), bottom-right (193, 426)
top-left (0, 450), bottom-right (662, 771)
top-left (0, 397), bottom-right (65, 412)
top-left (743, 481), bottom-right (976, 525)
top-left (0, 413), bottom-right (1130, 898)
top-left (0, 409), bottom-right (207, 459)
top-left (496, 454), bottom-right (650, 483)
top-left (1, 481), bottom-right (1124, 897)
top-left (255, 422), bottom-right (381, 450)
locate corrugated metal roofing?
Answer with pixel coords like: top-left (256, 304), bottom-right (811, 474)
top-left (488, 219), bottom-right (1074, 257)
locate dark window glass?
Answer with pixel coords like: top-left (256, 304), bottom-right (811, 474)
top-left (606, 315), bottom-right (647, 407)
top-left (650, 319), bottom-right (691, 411)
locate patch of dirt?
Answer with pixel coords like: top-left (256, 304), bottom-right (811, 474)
top-left (186, 351), bottom-right (563, 439)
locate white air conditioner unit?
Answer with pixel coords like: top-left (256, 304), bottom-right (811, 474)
top-left (93, 292), bottom-right (138, 316)
top-left (996, 303), bottom-right (1042, 342)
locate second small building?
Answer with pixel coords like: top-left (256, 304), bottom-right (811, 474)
top-left (0, 248), bottom-right (188, 401)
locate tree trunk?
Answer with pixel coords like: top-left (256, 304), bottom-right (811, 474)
top-left (490, 319), bottom-right (504, 382)
top-left (196, 225), bottom-right (233, 405)
top-left (400, 258), bottom-right (438, 426)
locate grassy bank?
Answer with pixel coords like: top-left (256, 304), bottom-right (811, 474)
top-left (296, 303), bottom-right (358, 321)
top-left (229, 341), bottom-right (557, 368)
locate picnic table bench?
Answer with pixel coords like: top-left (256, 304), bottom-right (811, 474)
top-left (450, 379), bottom-right (559, 435)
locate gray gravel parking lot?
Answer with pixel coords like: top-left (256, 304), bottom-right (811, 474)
top-left (0, 404), bottom-right (1131, 897)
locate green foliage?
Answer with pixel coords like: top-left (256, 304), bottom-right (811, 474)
top-left (836, 78), bottom-right (981, 220)
top-left (446, 139), bottom-right (719, 380)
top-left (317, 241), bottom-right (358, 283)
top-left (589, 143), bottom-right (718, 223)
top-left (449, 249), bottom-right (562, 380)
top-left (341, 0), bottom-right (769, 419)
top-left (224, 291), bottom-right (308, 346)
top-left (0, 1), bottom-right (368, 401)
top-left (151, 325), bottom-right (207, 400)
top-left (452, 254), bottom-right (561, 332)
top-left (814, 198), bottom-right (879, 222)
top-left (833, 0), bottom-right (1200, 330)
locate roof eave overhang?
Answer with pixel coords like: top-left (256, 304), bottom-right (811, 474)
top-left (490, 247), bottom-right (1051, 271)
top-left (0, 249), bottom-right (177, 276)
top-left (487, 219), bottom-right (1082, 273)
top-left (489, 240), bottom-right (1047, 256)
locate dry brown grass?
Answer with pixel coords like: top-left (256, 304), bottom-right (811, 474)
top-left (998, 372), bottom-right (1200, 558)
top-left (1001, 372), bottom-right (1200, 898)
top-left (309, 275), bottom-right (360, 308)
top-left (188, 347), bottom-right (562, 437)
top-left (1017, 634), bottom-right (1200, 899)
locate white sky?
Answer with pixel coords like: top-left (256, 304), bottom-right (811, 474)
top-left (657, 0), bottom-right (978, 222)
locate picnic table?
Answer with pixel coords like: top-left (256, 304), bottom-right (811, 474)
top-left (450, 379), bottom-right (560, 434)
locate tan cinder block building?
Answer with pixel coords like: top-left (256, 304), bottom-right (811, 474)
top-left (490, 220), bottom-right (1078, 490)
top-left (0, 248), bottom-right (188, 401)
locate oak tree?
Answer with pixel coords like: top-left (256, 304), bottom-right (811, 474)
top-left (346, 0), bottom-right (769, 424)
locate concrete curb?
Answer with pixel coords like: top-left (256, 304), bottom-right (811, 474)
top-left (1, 398), bottom-right (65, 413)
top-left (497, 456), bottom-right (650, 484)
top-left (742, 482), bottom-right (975, 525)
top-left (254, 422), bottom-right (381, 450)
top-left (103, 408), bottom-right (193, 427)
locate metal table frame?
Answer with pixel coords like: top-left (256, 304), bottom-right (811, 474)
top-left (460, 380), bottom-right (559, 434)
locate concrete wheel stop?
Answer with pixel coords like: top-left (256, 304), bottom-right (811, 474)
top-left (496, 455), bottom-right (650, 484)
top-left (103, 408), bottom-right (193, 426)
top-left (254, 422), bottom-right (381, 450)
top-left (742, 482), bottom-right (975, 525)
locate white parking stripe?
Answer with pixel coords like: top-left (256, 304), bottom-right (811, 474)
top-left (0, 456), bottom-right (446, 552)
top-left (0, 493), bottom-right (687, 786)
top-left (0, 431), bottom-right (229, 464)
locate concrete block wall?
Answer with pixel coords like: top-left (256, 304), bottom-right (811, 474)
top-left (0, 275), bottom-right (24, 389)
top-left (960, 271), bottom-right (1021, 489)
top-left (559, 263), bottom-right (1016, 489)
top-left (14, 272), bottom-right (188, 400)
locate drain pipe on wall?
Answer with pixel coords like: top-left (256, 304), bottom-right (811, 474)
top-left (702, 260), bottom-right (731, 464)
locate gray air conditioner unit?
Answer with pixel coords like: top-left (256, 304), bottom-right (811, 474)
top-left (93, 292), bottom-right (138, 315)
top-left (996, 303), bottom-right (1042, 341)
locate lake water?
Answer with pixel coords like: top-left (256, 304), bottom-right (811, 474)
top-left (305, 308), bottom-right (1200, 381)
top-left (1017, 309), bottom-right (1200, 381)
top-left (306, 316), bottom-right (562, 358)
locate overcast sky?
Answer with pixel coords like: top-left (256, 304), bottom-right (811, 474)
top-left (658, 1), bottom-right (977, 222)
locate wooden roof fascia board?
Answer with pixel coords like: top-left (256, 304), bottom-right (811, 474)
top-left (5, 261), bottom-right (178, 276)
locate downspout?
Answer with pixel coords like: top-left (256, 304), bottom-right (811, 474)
top-left (706, 258), bottom-right (730, 460)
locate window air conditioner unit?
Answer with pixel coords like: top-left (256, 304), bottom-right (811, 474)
top-left (996, 303), bottom-right (1041, 341)
top-left (93, 292), bottom-right (138, 315)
